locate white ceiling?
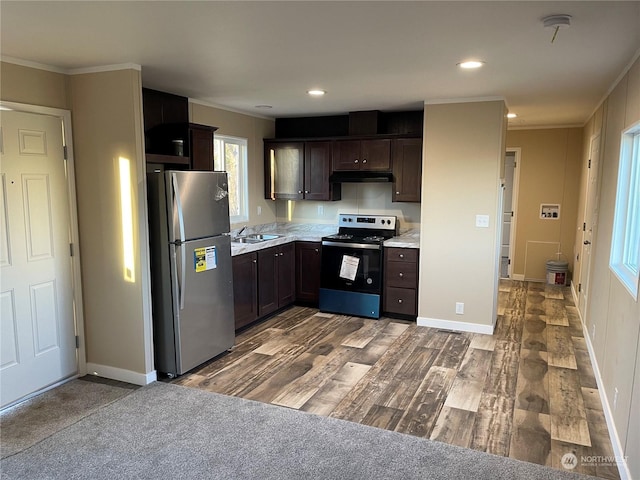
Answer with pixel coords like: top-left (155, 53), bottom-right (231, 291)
top-left (1, 1), bottom-right (639, 128)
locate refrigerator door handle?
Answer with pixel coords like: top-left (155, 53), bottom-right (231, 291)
top-left (171, 172), bottom-right (186, 243)
top-left (179, 245), bottom-right (186, 310)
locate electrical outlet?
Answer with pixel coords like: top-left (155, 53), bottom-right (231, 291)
top-left (475, 214), bottom-right (490, 228)
top-left (318, 205), bottom-right (324, 216)
top-left (257, 206), bottom-right (262, 216)
top-left (613, 387), bottom-right (619, 411)
top-left (455, 302), bottom-right (464, 315)
top-left (591, 324), bottom-right (596, 340)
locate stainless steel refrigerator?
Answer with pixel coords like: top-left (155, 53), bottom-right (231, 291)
top-left (147, 170), bottom-right (235, 377)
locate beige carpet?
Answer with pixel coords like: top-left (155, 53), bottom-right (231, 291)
top-left (1, 377), bottom-right (135, 458)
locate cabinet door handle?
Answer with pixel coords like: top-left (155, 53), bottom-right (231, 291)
top-left (354, 159), bottom-right (359, 163)
top-left (298, 190), bottom-right (303, 194)
top-left (274, 253), bottom-right (279, 257)
top-left (305, 190), bottom-right (309, 194)
top-left (252, 260), bottom-right (257, 264)
top-left (280, 252), bottom-right (284, 256)
top-left (398, 299), bottom-right (403, 304)
top-left (396, 191), bottom-right (400, 195)
top-left (399, 272), bottom-right (404, 278)
top-left (314, 249), bottom-right (319, 253)
top-left (399, 254), bottom-right (404, 259)
top-left (363, 159), bottom-right (367, 164)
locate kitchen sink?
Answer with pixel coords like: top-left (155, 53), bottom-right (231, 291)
top-left (232, 233), bottom-right (282, 243)
top-left (246, 234), bottom-right (281, 240)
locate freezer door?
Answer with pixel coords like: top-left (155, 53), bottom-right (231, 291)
top-left (171, 234), bottom-right (235, 374)
top-left (166, 170), bottom-right (231, 242)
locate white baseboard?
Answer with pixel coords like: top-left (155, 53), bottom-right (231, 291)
top-left (512, 274), bottom-right (525, 281)
top-left (85, 363), bottom-right (156, 386)
top-left (416, 316), bottom-right (494, 335)
top-left (570, 281), bottom-right (580, 306)
top-left (575, 310), bottom-right (631, 480)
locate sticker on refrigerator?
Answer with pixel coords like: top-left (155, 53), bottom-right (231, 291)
top-left (194, 246), bottom-right (218, 272)
top-left (339, 255), bottom-right (360, 281)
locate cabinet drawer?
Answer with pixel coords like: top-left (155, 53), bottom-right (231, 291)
top-left (385, 261), bottom-right (417, 288)
top-left (384, 287), bottom-right (417, 316)
top-left (385, 247), bottom-right (418, 263)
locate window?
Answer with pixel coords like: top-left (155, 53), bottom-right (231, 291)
top-left (214, 135), bottom-right (248, 223)
top-left (610, 120), bottom-right (640, 300)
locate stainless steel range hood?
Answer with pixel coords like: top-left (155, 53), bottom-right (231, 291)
top-left (328, 171), bottom-right (393, 183)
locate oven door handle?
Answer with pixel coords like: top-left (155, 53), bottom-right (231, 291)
top-left (321, 241), bottom-right (382, 250)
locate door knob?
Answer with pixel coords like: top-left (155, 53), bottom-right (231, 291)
top-left (584, 240), bottom-right (591, 245)
top-left (399, 272), bottom-right (404, 278)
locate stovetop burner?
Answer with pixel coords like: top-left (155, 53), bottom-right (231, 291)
top-left (325, 233), bottom-right (354, 240)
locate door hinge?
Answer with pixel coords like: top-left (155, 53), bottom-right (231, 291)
top-left (508, 259), bottom-right (511, 265)
top-left (69, 243), bottom-right (74, 257)
top-left (63, 145), bottom-right (68, 160)
top-left (511, 211), bottom-right (514, 217)
top-left (75, 335), bottom-right (80, 348)
top-left (583, 222), bottom-right (586, 232)
top-left (588, 158), bottom-right (591, 168)
top-left (578, 283), bottom-right (582, 293)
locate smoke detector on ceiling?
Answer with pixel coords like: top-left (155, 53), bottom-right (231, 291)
top-left (542, 14), bottom-right (572, 43)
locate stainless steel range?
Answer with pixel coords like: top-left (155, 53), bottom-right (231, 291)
top-left (319, 214), bottom-right (397, 319)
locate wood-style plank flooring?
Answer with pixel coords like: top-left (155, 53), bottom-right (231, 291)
top-left (174, 280), bottom-right (619, 479)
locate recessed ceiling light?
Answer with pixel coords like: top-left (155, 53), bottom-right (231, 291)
top-left (255, 104), bottom-right (273, 109)
top-left (457, 61), bottom-right (485, 69)
top-left (507, 113), bottom-right (518, 119)
top-left (307, 89), bottom-right (326, 96)
top-left (0, 105), bottom-right (13, 111)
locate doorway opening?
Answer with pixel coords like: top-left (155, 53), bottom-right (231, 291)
top-left (501, 149), bottom-right (520, 279)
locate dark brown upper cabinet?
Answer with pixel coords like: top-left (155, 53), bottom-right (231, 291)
top-left (143, 88), bottom-right (217, 171)
top-left (189, 124), bottom-right (217, 171)
top-left (332, 138), bottom-right (391, 171)
top-left (264, 140), bottom-right (340, 201)
top-left (392, 137), bottom-right (423, 203)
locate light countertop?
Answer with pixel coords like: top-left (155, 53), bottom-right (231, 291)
top-left (230, 223), bottom-right (420, 256)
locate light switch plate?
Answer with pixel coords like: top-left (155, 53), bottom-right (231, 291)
top-left (476, 214), bottom-right (490, 228)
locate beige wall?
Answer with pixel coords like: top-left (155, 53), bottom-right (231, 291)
top-left (189, 101), bottom-right (276, 228)
top-left (419, 100), bottom-right (506, 330)
top-left (577, 55), bottom-right (640, 478)
top-left (505, 128), bottom-right (583, 281)
top-left (275, 184), bottom-right (421, 231)
top-left (69, 69), bottom-right (153, 380)
top-left (0, 61), bottom-right (70, 110)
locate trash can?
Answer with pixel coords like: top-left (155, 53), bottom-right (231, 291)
top-left (546, 260), bottom-right (569, 286)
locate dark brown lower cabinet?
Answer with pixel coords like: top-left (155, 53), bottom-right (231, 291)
top-left (232, 252), bottom-right (258, 330)
top-left (295, 242), bottom-right (321, 305)
top-left (257, 243), bottom-right (295, 318)
top-left (383, 247), bottom-right (419, 319)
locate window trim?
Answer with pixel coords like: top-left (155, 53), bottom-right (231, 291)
top-left (214, 134), bottom-right (249, 224)
top-left (610, 120), bottom-right (640, 300)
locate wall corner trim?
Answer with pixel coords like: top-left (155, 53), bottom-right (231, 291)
top-left (85, 363), bottom-right (157, 386)
top-left (416, 316), bottom-right (495, 335)
top-left (424, 96), bottom-right (506, 106)
top-left (68, 63), bottom-right (142, 75)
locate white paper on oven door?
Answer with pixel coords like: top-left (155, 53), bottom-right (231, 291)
top-left (339, 255), bottom-right (360, 281)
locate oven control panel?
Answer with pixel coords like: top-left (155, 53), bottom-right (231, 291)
top-left (338, 214), bottom-right (397, 231)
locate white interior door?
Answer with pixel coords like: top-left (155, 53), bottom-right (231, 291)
top-left (578, 133), bottom-right (601, 316)
top-left (0, 110), bottom-right (77, 408)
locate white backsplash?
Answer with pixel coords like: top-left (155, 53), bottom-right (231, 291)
top-left (274, 183), bottom-right (421, 233)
